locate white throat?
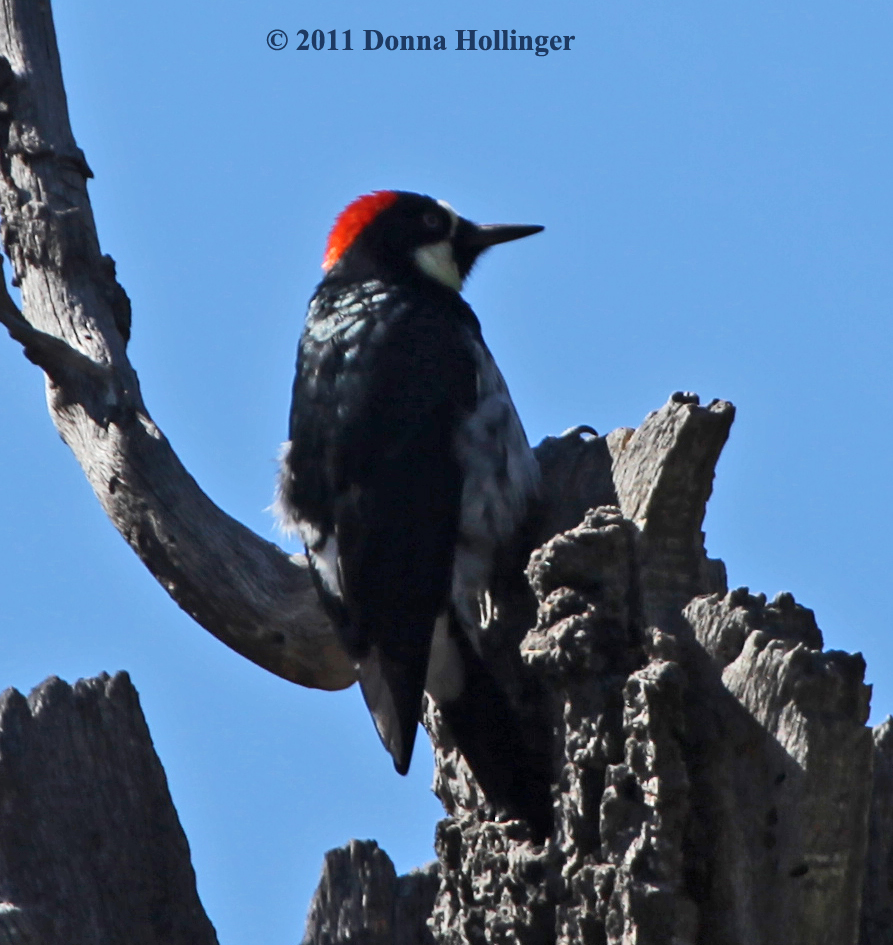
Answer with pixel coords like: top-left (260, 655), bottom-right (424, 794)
top-left (413, 240), bottom-right (463, 291)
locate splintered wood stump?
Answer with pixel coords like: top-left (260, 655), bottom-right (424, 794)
top-left (301, 394), bottom-right (888, 945)
top-left (0, 673), bottom-right (218, 945)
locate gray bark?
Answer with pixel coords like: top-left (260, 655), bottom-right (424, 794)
top-left (0, 0), bottom-right (353, 693)
top-left (862, 719), bottom-right (893, 945)
top-left (300, 841), bottom-right (439, 945)
top-left (302, 397), bottom-right (888, 945)
top-left (1, 0), bottom-right (891, 943)
top-left (0, 672), bottom-right (218, 945)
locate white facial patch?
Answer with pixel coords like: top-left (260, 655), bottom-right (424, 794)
top-left (412, 200), bottom-right (463, 290)
top-left (413, 239), bottom-right (463, 291)
top-left (437, 200), bottom-right (460, 236)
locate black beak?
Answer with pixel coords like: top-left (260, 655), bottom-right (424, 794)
top-left (466, 222), bottom-right (544, 249)
top-left (452, 219), bottom-right (544, 281)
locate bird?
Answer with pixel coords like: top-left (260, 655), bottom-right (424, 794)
top-left (275, 190), bottom-right (552, 839)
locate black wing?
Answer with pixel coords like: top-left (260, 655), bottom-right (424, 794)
top-left (288, 283), bottom-right (478, 772)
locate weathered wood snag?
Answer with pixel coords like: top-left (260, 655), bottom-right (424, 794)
top-left (1, 0), bottom-right (890, 943)
top-left (301, 397), bottom-right (887, 945)
top-left (0, 673), bottom-right (217, 945)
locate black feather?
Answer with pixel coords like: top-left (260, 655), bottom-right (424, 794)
top-left (284, 277), bottom-right (478, 773)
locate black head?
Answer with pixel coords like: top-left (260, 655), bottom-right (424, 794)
top-left (322, 191), bottom-right (543, 290)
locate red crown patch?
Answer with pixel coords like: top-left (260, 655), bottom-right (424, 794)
top-left (322, 191), bottom-right (399, 271)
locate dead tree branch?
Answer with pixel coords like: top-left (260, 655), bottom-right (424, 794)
top-left (0, 0), bottom-right (353, 690)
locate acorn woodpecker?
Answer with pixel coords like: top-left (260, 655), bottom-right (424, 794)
top-left (276, 191), bottom-right (551, 838)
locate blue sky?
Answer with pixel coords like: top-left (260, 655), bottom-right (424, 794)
top-left (2, 1), bottom-right (892, 942)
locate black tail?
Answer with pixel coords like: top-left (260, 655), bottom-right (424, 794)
top-left (357, 645), bottom-right (427, 776)
top-left (437, 619), bottom-right (553, 844)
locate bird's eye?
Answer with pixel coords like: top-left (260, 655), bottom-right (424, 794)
top-left (422, 212), bottom-right (441, 230)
